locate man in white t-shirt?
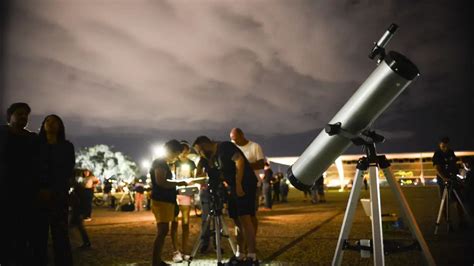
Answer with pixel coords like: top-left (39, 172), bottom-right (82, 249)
top-left (229, 127), bottom-right (265, 252)
top-left (229, 128), bottom-right (265, 177)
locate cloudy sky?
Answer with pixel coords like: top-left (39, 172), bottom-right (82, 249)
top-left (1, 0), bottom-right (472, 161)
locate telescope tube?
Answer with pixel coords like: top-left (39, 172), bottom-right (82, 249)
top-left (288, 51), bottom-right (419, 190)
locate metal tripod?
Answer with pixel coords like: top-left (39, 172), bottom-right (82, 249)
top-left (188, 192), bottom-right (236, 265)
top-left (115, 187), bottom-right (134, 211)
top-left (434, 180), bottom-right (470, 234)
top-left (332, 141), bottom-right (436, 266)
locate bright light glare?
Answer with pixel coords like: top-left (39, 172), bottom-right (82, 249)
top-left (152, 144), bottom-right (167, 159)
top-left (141, 160), bottom-right (151, 169)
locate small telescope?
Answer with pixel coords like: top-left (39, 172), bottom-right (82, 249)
top-left (288, 23), bottom-right (419, 190)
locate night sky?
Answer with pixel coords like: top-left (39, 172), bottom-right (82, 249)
top-left (1, 0), bottom-right (473, 162)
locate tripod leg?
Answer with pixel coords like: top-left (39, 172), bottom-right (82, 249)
top-left (219, 215), bottom-right (237, 255)
top-left (115, 192), bottom-right (126, 211)
top-left (332, 168), bottom-right (366, 266)
top-left (382, 167), bottom-right (436, 266)
top-left (368, 166), bottom-right (384, 266)
top-left (434, 188), bottom-right (448, 235)
top-left (190, 213), bottom-right (212, 259)
top-left (446, 187), bottom-right (451, 232)
top-left (214, 215), bottom-right (223, 263)
top-left (452, 189), bottom-right (472, 224)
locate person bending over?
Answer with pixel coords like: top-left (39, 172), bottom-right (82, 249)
top-left (193, 136), bottom-right (259, 266)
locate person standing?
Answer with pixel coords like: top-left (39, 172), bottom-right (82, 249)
top-left (311, 176), bottom-right (326, 204)
top-left (272, 172), bottom-right (282, 202)
top-left (229, 128), bottom-right (264, 239)
top-left (170, 141), bottom-right (196, 262)
top-left (69, 178), bottom-right (91, 249)
top-left (262, 162), bottom-right (273, 210)
top-left (193, 136), bottom-right (259, 265)
top-left (0, 103), bottom-right (39, 265)
top-left (432, 137), bottom-right (466, 228)
top-left (134, 178), bottom-right (145, 212)
top-left (280, 177), bottom-right (289, 203)
top-left (150, 140), bottom-right (188, 266)
top-left (37, 114), bottom-right (75, 266)
top-left (316, 176), bottom-right (326, 203)
top-left (82, 169), bottom-right (99, 221)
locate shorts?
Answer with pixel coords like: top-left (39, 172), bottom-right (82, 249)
top-left (227, 186), bottom-right (257, 219)
top-left (151, 200), bottom-right (175, 223)
top-left (177, 194), bottom-right (192, 206)
top-left (173, 205), bottom-right (191, 224)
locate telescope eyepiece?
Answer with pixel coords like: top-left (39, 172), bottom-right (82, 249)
top-left (369, 23), bottom-right (399, 61)
top-left (387, 23), bottom-right (398, 33)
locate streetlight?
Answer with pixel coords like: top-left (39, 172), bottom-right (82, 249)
top-left (141, 159), bottom-right (151, 170)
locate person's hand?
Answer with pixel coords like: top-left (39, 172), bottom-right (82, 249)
top-left (236, 184), bottom-right (245, 197)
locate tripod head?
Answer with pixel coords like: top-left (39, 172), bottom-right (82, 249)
top-left (325, 122), bottom-right (385, 162)
top-left (207, 169), bottom-right (227, 215)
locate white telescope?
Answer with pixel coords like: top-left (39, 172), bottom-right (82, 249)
top-left (288, 23), bottom-right (420, 190)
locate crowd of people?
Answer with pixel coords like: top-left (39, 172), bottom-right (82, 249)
top-left (0, 102), bottom-right (293, 266)
top-left (2, 101), bottom-right (473, 266)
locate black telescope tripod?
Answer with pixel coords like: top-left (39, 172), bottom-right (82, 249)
top-left (188, 184), bottom-right (236, 265)
top-left (434, 178), bottom-right (470, 234)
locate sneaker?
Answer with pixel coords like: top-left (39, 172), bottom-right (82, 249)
top-left (83, 217), bottom-right (92, 222)
top-left (183, 254), bottom-right (191, 261)
top-left (172, 251), bottom-right (183, 263)
top-left (225, 255), bottom-right (244, 266)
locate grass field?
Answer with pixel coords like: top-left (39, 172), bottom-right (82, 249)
top-left (69, 186), bottom-right (474, 265)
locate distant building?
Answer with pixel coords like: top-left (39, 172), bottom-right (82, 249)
top-left (268, 151), bottom-right (474, 189)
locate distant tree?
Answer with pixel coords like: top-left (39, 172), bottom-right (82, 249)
top-left (75, 144), bottom-right (138, 182)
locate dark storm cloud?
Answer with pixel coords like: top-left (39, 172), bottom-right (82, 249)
top-left (2, 0), bottom-right (473, 158)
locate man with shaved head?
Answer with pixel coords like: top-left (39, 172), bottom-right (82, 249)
top-left (230, 128), bottom-right (265, 204)
top-left (229, 128), bottom-right (265, 259)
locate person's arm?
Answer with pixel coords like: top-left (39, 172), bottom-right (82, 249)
top-left (196, 159), bottom-right (207, 177)
top-left (250, 143), bottom-right (265, 170)
top-left (435, 165), bottom-right (448, 182)
top-left (190, 161), bottom-right (197, 178)
top-left (250, 159), bottom-right (265, 171)
top-left (232, 152), bottom-right (246, 197)
top-left (68, 142), bottom-right (76, 188)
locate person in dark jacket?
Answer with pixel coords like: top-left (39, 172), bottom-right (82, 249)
top-left (0, 102), bottom-right (39, 265)
top-left (36, 114), bottom-right (75, 266)
top-left (262, 162), bottom-right (273, 210)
